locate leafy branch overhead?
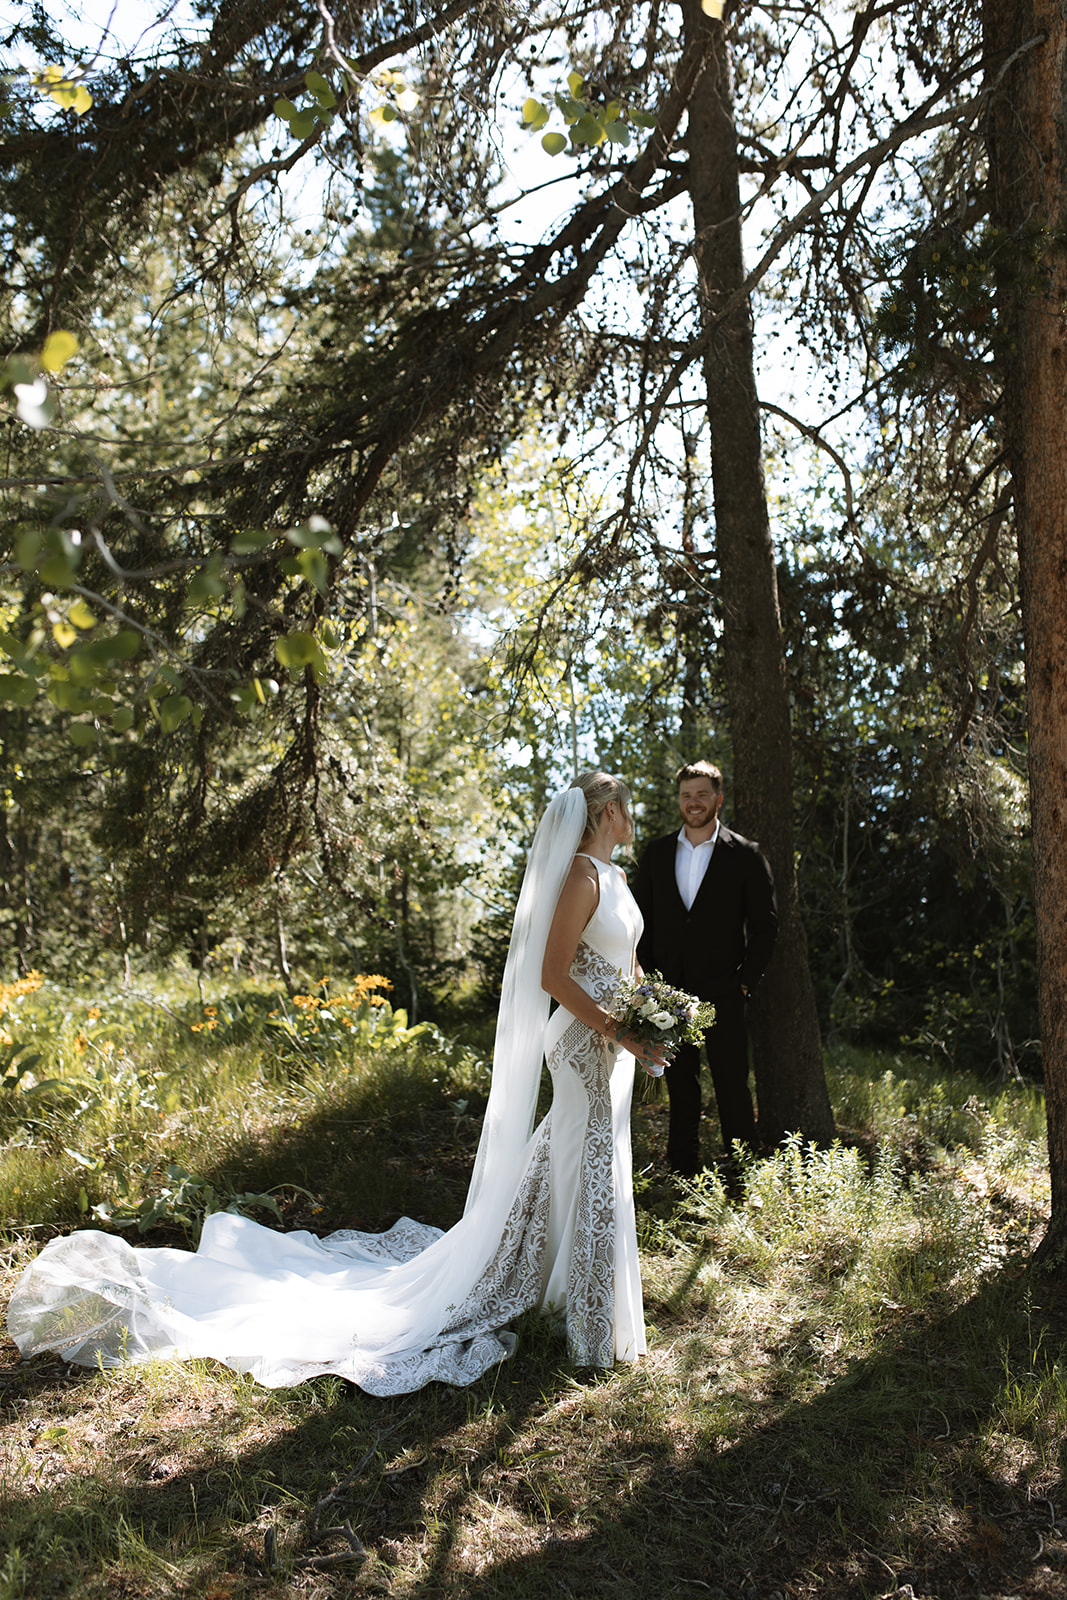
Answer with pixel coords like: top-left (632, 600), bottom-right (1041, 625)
top-left (522, 71), bottom-right (656, 156)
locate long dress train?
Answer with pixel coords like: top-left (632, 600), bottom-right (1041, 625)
top-left (7, 856), bottom-right (645, 1393)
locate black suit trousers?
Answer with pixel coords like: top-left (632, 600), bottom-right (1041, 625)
top-left (663, 987), bottom-right (755, 1173)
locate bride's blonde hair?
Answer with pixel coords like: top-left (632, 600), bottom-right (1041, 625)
top-left (571, 769), bottom-right (633, 841)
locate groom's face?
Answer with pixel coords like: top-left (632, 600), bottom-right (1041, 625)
top-left (678, 777), bottom-right (722, 832)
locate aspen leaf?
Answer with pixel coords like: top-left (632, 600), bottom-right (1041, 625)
top-left (158, 693), bottom-right (193, 732)
top-left (67, 722), bottom-right (97, 748)
top-left (285, 516), bottom-right (341, 553)
top-left (15, 530), bottom-right (42, 569)
top-left (296, 548), bottom-right (328, 595)
top-left (0, 674), bottom-right (37, 707)
top-left (572, 112), bottom-right (604, 146)
top-left (35, 68), bottom-right (93, 115)
top-left (541, 131), bottom-right (567, 156)
top-left (41, 331), bottom-right (78, 372)
top-left (67, 599), bottom-right (95, 630)
top-left (702, 0), bottom-right (725, 15)
top-left (187, 566), bottom-right (226, 604)
top-left (108, 630), bottom-right (142, 660)
top-left (522, 97), bottom-right (549, 129)
top-left (305, 70), bottom-right (336, 108)
top-left (567, 71), bottom-right (584, 97)
top-left (275, 631), bottom-right (322, 669)
top-left (231, 683), bottom-right (259, 716)
top-left (52, 621), bottom-right (77, 649)
top-left (231, 527), bottom-right (275, 552)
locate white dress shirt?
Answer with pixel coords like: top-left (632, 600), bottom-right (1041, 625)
top-left (675, 822), bottom-right (719, 910)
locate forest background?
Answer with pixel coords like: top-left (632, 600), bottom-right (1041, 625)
top-left (4, 5), bottom-right (1067, 1597)
top-left (0, 0), bottom-right (1063, 1237)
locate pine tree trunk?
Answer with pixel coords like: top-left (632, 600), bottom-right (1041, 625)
top-left (984, 1), bottom-right (1067, 1267)
top-left (681, 0), bottom-right (833, 1144)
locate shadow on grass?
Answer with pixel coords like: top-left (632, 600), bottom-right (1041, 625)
top-left (178, 1058), bottom-right (670, 1240)
top-left (2, 1256), bottom-right (1066, 1600)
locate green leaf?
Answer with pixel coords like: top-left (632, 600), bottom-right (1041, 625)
top-left (542, 131), bottom-right (568, 156)
top-left (49, 679), bottom-right (92, 711)
top-left (275, 631), bottom-right (320, 669)
top-left (305, 70), bottom-right (337, 108)
top-left (296, 548), bottom-right (329, 595)
top-left (67, 722), bottom-right (97, 748)
top-left (605, 119), bottom-right (631, 146)
top-left (567, 71), bottom-right (585, 97)
top-left (158, 694), bottom-right (193, 733)
top-left (15, 530), bottom-right (42, 569)
top-left (290, 108), bottom-right (318, 139)
top-left (231, 527), bottom-right (276, 553)
top-left (108, 630), bottom-right (142, 661)
top-left (285, 516), bottom-right (342, 553)
top-left (630, 109), bottom-right (658, 129)
top-left (110, 706), bottom-right (135, 732)
top-left (187, 566), bottom-right (227, 604)
top-left (522, 97), bottom-right (549, 129)
top-left (274, 97), bottom-right (301, 124)
top-left (572, 112), bottom-right (605, 146)
top-left (230, 683), bottom-right (259, 716)
top-left (68, 643), bottom-right (111, 680)
top-left (0, 673), bottom-right (37, 707)
top-left (37, 555), bottom-right (76, 587)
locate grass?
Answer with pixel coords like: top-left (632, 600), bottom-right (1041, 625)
top-left (0, 973), bottom-right (1064, 1599)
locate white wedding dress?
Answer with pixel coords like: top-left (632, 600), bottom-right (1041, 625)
top-left (7, 854), bottom-right (646, 1394)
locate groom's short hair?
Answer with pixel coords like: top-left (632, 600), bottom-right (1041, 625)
top-left (675, 761), bottom-right (723, 793)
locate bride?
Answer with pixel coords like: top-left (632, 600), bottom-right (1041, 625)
top-left (7, 772), bottom-right (661, 1395)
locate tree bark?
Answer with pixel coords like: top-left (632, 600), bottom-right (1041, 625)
top-left (984, 0), bottom-right (1067, 1266)
top-left (682, 0), bottom-right (833, 1144)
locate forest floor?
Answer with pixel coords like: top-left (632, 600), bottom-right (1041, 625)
top-left (0, 976), bottom-right (1063, 1600)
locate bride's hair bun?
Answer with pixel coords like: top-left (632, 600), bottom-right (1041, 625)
top-left (571, 769), bottom-right (632, 838)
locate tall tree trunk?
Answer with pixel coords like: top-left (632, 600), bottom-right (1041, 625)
top-left (682, 0), bottom-right (833, 1144)
top-left (984, 1), bottom-right (1067, 1266)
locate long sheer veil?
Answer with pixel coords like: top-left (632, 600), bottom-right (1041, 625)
top-left (463, 784), bottom-right (588, 1217)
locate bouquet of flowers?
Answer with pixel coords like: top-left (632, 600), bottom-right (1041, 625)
top-left (607, 971), bottom-right (715, 1096)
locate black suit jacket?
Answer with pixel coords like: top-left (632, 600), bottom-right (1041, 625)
top-left (632, 825), bottom-right (778, 1002)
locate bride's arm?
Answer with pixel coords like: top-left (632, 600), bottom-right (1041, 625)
top-left (541, 857), bottom-right (603, 1031)
top-left (542, 860), bottom-right (664, 1068)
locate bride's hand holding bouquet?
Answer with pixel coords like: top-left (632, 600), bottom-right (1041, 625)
top-left (606, 971), bottom-right (715, 1095)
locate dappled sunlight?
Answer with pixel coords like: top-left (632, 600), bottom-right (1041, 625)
top-left (0, 975), bottom-right (1061, 1596)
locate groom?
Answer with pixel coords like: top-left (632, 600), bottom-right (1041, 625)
top-left (633, 761), bottom-right (778, 1176)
